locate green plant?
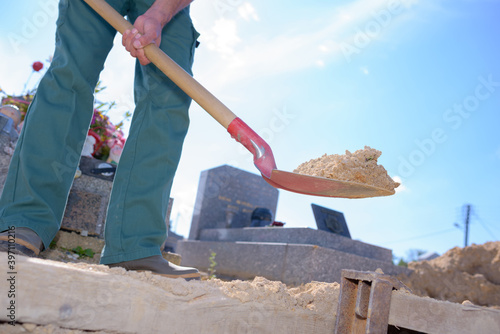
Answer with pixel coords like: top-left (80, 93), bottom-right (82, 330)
top-left (208, 250), bottom-right (217, 279)
top-left (397, 258), bottom-right (408, 267)
top-left (60, 246), bottom-right (95, 258)
top-left (72, 246), bottom-right (95, 258)
top-left (48, 240), bottom-right (58, 250)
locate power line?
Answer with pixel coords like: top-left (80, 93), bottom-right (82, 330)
top-left (474, 214), bottom-right (498, 240)
top-left (477, 219), bottom-right (498, 240)
top-left (383, 228), bottom-right (457, 245)
top-left (470, 206), bottom-right (498, 240)
top-left (385, 204), bottom-right (497, 247)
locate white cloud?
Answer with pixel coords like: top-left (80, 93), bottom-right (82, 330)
top-left (360, 66), bottom-right (370, 75)
top-left (393, 176), bottom-right (408, 193)
top-left (318, 44), bottom-right (329, 53)
top-left (194, 0), bottom-right (421, 89)
top-left (316, 60), bottom-right (326, 67)
top-left (204, 18), bottom-right (241, 57)
top-left (0, 38), bottom-right (45, 96)
top-left (402, 0), bottom-right (420, 8)
top-left (238, 2), bottom-right (259, 22)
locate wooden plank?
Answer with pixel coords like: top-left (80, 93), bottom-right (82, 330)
top-left (1, 253), bottom-right (499, 333)
top-left (0, 253), bottom-right (334, 333)
top-left (389, 291), bottom-right (500, 334)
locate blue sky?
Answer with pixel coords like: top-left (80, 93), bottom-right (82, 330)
top-left (1, 0), bottom-right (499, 261)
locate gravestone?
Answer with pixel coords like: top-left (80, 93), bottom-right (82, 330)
top-left (188, 165), bottom-right (279, 240)
top-left (311, 203), bottom-right (351, 238)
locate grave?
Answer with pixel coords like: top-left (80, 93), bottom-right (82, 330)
top-left (177, 165), bottom-right (411, 285)
top-left (312, 203), bottom-right (351, 238)
top-left (60, 172), bottom-right (113, 237)
top-left (188, 164), bottom-right (279, 239)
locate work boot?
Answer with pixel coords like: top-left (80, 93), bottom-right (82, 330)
top-left (108, 255), bottom-right (201, 280)
top-left (0, 227), bottom-right (44, 257)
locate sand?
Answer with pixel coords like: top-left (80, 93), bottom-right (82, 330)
top-left (398, 241), bottom-right (500, 308)
top-left (293, 146), bottom-right (400, 191)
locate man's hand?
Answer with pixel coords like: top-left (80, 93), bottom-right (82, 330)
top-left (122, 14), bottom-right (163, 66)
top-left (122, 0), bottom-right (194, 66)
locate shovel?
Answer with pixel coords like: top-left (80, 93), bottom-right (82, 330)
top-left (84, 0), bottom-right (394, 198)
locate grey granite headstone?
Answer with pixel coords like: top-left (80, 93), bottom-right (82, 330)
top-left (188, 165), bottom-right (279, 240)
top-left (0, 115), bottom-right (18, 196)
top-left (61, 174), bottom-right (113, 237)
top-left (311, 204), bottom-right (351, 238)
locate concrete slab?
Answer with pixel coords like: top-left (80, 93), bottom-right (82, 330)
top-left (176, 240), bottom-right (410, 285)
top-left (198, 227), bottom-right (393, 262)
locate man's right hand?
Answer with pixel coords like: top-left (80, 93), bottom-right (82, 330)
top-left (122, 14), bottom-right (163, 66)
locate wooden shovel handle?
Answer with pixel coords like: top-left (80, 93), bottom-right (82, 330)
top-left (84, 0), bottom-right (237, 128)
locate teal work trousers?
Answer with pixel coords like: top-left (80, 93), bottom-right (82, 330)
top-left (0, 0), bottom-right (199, 264)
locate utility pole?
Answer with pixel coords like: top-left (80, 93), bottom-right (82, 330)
top-left (464, 204), bottom-right (471, 247)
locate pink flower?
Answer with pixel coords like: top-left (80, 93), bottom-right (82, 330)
top-left (32, 61), bottom-right (43, 72)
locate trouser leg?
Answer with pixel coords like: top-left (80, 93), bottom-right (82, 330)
top-left (100, 5), bottom-right (199, 264)
top-left (0, 0), bottom-right (128, 248)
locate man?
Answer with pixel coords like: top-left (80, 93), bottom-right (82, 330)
top-left (0, 0), bottom-right (201, 280)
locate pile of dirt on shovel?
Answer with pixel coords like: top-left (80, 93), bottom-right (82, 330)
top-left (398, 241), bottom-right (500, 308)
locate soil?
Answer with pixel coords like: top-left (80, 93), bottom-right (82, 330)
top-left (40, 230), bottom-right (104, 264)
top-left (398, 241), bottom-right (500, 309)
top-left (293, 146), bottom-right (400, 191)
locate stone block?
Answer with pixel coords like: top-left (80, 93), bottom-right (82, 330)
top-left (60, 174), bottom-right (113, 237)
top-left (0, 119), bottom-right (17, 196)
top-left (198, 227), bottom-right (393, 262)
top-left (176, 240), bottom-right (410, 285)
top-left (0, 148), bottom-right (12, 195)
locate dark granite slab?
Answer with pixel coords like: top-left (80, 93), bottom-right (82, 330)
top-left (311, 203), bottom-right (351, 238)
top-left (188, 165), bottom-right (279, 240)
top-left (199, 227), bottom-right (392, 262)
top-left (177, 240), bottom-right (410, 285)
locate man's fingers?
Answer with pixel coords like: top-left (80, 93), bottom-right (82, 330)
top-left (133, 38), bottom-right (142, 49)
top-left (122, 30), bottom-right (129, 47)
top-left (121, 17), bottom-right (159, 65)
top-left (137, 49), bottom-right (151, 66)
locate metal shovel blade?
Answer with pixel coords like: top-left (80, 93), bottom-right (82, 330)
top-left (263, 170), bottom-right (395, 198)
